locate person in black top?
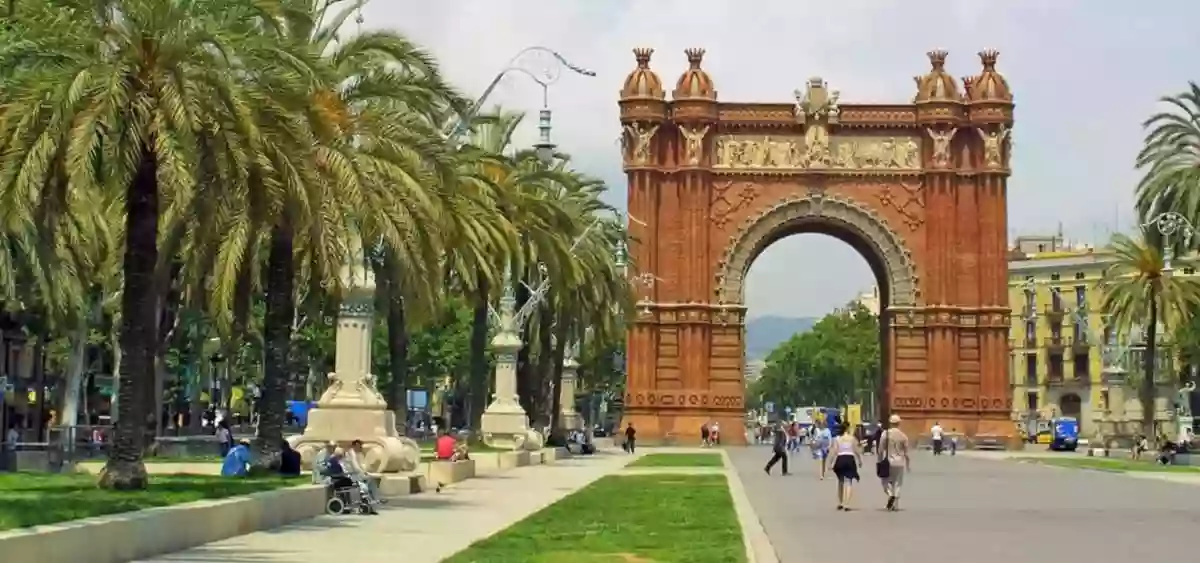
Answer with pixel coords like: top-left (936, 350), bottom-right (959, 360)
top-left (278, 440), bottom-right (302, 477)
top-left (763, 423), bottom-right (790, 476)
top-left (624, 423), bottom-right (637, 454)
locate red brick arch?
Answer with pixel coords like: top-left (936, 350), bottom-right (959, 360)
top-left (618, 48), bottom-right (1014, 445)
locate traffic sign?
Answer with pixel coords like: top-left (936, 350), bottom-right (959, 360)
top-left (765, 401), bottom-right (775, 413)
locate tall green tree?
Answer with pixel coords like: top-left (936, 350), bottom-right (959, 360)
top-left (1135, 82), bottom-right (1200, 225)
top-left (749, 303), bottom-right (881, 411)
top-left (1100, 232), bottom-right (1200, 434)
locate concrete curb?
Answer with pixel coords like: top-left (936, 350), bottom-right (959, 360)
top-left (719, 450), bottom-right (779, 563)
top-left (0, 484), bottom-right (326, 563)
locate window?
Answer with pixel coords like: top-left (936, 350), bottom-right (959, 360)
top-left (1050, 287), bottom-right (1063, 310)
top-left (1075, 285), bottom-right (1086, 307)
top-left (1026, 391), bottom-right (1039, 411)
top-left (1048, 354), bottom-right (1064, 378)
top-left (1074, 353), bottom-right (1089, 378)
top-left (1185, 267), bottom-right (1196, 275)
top-left (1074, 272), bottom-right (1086, 280)
top-left (1100, 389), bottom-right (1110, 412)
top-left (1025, 353), bottom-right (1037, 383)
top-left (1050, 273), bottom-right (1061, 281)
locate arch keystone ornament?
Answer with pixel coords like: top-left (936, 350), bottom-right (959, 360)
top-left (618, 48), bottom-right (1015, 445)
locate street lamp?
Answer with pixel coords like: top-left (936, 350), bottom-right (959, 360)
top-left (449, 46), bottom-right (596, 162)
top-left (1142, 211), bottom-right (1196, 274)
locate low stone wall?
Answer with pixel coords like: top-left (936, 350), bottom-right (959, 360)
top-left (0, 485), bottom-right (326, 563)
top-left (426, 459), bottom-right (476, 485)
top-left (374, 472), bottom-right (427, 496)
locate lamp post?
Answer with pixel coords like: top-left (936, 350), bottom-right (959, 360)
top-left (1142, 211), bottom-right (1196, 274)
top-left (475, 47), bottom-right (595, 450)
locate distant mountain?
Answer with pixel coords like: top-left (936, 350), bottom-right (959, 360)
top-left (745, 315), bottom-right (817, 360)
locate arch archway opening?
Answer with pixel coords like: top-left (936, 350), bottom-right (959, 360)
top-left (742, 220), bottom-right (894, 424)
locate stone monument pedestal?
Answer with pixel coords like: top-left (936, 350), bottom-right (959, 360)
top-left (287, 241), bottom-right (420, 472)
top-left (479, 296), bottom-right (544, 451)
top-left (557, 354), bottom-right (584, 432)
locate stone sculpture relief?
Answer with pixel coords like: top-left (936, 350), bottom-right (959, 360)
top-left (925, 127), bottom-right (957, 169)
top-left (714, 194), bottom-right (919, 306)
top-left (623, 121), bottom-right (659, 165)
top-left (976, 125), bottom-right (1010, 169)
top-left (876, 182), bottom-right (925, 232)
top-left (680, 124), bottom-right (710, 165)
top-left (713, 134), bottom-right (921, 171)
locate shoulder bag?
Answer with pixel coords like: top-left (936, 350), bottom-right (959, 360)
top-left (875, 430), bottom-right (891, 478)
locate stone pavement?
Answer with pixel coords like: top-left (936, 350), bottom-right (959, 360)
top-left (727, 445), bottom-right (1200, 563)
top-left (139, 450), bottom-right (636, 563)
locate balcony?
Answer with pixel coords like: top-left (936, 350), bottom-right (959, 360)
top-left (1070, 333), bottom-right (1091, 352)
top-left (1043, 335), bottom-right (1066, 351)
top-left (1044, 303), bottom-right (1067, 320)
top-left (1023, 334), bottom-right (1037, 349)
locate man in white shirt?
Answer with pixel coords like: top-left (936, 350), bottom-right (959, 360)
top-left (346, 440), bottom-right (382, 512)
top-left (930, 422), bottom-right (944, 456)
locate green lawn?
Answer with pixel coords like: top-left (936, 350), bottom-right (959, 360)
top-left (144, 454), bottom-right (224, 464)
top-left (0, 472), bottom-right (303, 531)
top-left (444, 474), bottom-right (745, 563)
top-left (1017, 456), bottom-right (1200, 473)
top-left (627, 453), bottom-right (725, 468)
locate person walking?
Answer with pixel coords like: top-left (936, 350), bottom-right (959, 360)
top-left (814, 424), bottom-right (832, 480)
top-left (763, 423), bottom-right (790, 476)
top-left (828, 425), bottom-right (862, 511)
top-left (930, 421), bottom-right (944, 455)
top-left (701, 422), bottom-right (711, 447)
top-left (624, 423), bottom-right (637, 454)
top-left (878, 414), bottom-right (911, 511)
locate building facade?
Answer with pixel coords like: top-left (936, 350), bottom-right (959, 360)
top-left (1007, 235), bottom-right (1183, 437)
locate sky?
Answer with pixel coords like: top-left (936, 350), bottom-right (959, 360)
top-left (363, 0), bottom-right (1200, 318)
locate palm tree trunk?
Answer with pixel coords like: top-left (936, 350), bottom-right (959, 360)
top-left (255, 218), bottom-right (295, 470)
top-left (99, 144), bottom-right (157, 491)
top-left (468, 278), bottom-right (490, 429)
top-left (532, 306), bottom-right (555, 425)
top-left (382, 250), bottom-right (409, 430)
top-left (547, 319), bottom-right (568, 443)
top-left (59, 324), bottom-right (88, 428)
top-left (1142, 284), bottom-right (1160, 436)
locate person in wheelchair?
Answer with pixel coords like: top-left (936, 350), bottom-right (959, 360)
top-left (321, 448), bottom-right (378, 515)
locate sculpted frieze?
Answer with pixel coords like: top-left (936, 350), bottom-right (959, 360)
top-left (713, 134), bottom-right (921, 171)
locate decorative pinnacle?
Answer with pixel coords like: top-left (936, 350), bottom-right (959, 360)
top-left (962, 75), bottom-right (976, 95)
top-left (927, 49), bottom-right (948, 69)
top-left (633, 47), bottom-right (654, 69)
top-left (978, 49), bottom-right (1000, 70)
top-left (684, 47), bottom-right (706, 68)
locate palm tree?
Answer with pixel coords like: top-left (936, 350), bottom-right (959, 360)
top-left (1101, 232), bottom-right (1200, 434)
top-left (0, 0), bottom-right (285, 489)
top-left (1135, 82), bottom-right (1200, 225)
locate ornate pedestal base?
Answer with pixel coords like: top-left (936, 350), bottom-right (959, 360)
top-left (287, 237), bottom-right (421, 473)
top-left (480, 402), bottom-right (544, 451)
top-left (288, 407), bottom-right (420, 472)
top-left (558, 412), bottom-right (584, 432)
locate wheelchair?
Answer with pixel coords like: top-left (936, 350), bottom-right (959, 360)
top-left (324, 475), bottom-right (370, 515)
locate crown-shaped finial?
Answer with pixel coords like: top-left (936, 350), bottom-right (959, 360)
top-left (633, 47), bottom-right (654, 69)
top-left (927, 50), bottom-right (948, 69)
top-left (978, 49), bottom-right (1000, 69)
top-left (962, 75), bottom-right (976, 95)
top-left (684, 47), bottom-right (706, 68)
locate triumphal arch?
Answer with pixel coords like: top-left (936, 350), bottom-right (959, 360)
top-left (618, 48), bottom-right (1014, 445)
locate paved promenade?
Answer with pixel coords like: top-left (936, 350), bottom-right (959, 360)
top-left (141, 451), bottom-right (635, 563)
top-left (727, 446), bottom-right (1200, 563)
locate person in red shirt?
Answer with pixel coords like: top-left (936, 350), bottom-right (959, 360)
top-left (435, 430), bottom-right (458, 461)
